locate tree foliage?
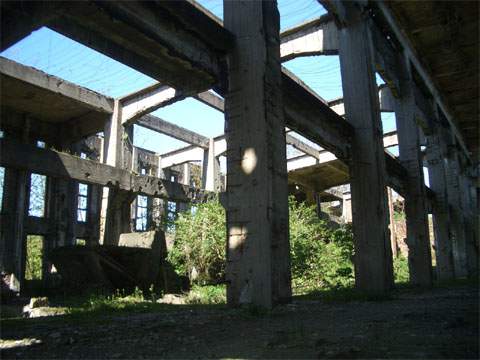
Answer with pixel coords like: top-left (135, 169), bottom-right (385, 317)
top-left (167, 198), bottom-right (226, 284)
top-left (288, 198), bottom-right (354, 293)
top-left (168, 197), bottom-right (355, 293)
top-left (25, 235), bottom-right (43, 280)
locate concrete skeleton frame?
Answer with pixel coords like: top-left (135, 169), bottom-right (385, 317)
top-left (0, 0), bottom-right (477, 306)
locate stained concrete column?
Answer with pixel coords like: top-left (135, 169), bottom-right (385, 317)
top-left (101, 100), bottom-right (133, 244)
top-left (0, 166), bottom-right (28, 291)
top-left (0, 124), bottom-right (30, 290)
top-left (387, 187), bottom-right (398, 259)
top-left (337, 3), bottom-right (393, 294)
top-left (394, 55), bottom-right (432, 287)
top-left (183, 163), bottom-right (190, 186)
top-left (202, 138), bottom-right (219, 191)
top-left (442, 129), bottom-right (468, 278)
top-left (341, 188), bottom-right (352, 224)
top-left (426, 127), bottom-right (455, 281)
top-left (224, 0), bottom-right (291, 308)
top-left (45, 177), bottom-right (77, 249)
top-left (460, 171), bottom-right (479, 277)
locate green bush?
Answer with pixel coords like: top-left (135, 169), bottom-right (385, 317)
top-left (185, 284), bottom-right (226, 305)
top-left (167, 198), bottom-right (226, 284)
top-left (168, 196), bottom-right (355, 294)
top-left (393, 255), bottom-right (409, 283)
top-left (25, 235), bottom-right (43, 280)
top-left (289, 197), bottom-right (354, 294)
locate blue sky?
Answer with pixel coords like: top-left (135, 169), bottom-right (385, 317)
top-left (0, 0), bottom-right (397, 157)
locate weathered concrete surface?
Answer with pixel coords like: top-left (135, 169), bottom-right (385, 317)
top-left (0, 139), bottom-right (212, 203)
top-left (280, 13), bottom-right (338, 61)
top-left (426, 128), bottom-right (455, 281)
top-left (337, 1), bottom-right (393, 294)
top-left (47, 1), bottom-right (232, 93)
top-left (137, 114), bottom-right (209, 149)
top-left (395, 55), bottom-right (432, 287)
top-left (224, 0), bottom-right (291, 308)
top-left (48, 230), bottom-right (184, 294)
top-left (0, 57), bottom-right (113, 143)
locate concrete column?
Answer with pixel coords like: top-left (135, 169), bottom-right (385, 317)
top-left (0, 125), bottom-right (30, 290)
top-left (442, 130), bottom-right (468, 278)
top-left (459, 165), bottom-right (478, 277)
top-left (0, 167), bottom-right (28, 291)
top-left (394, 55), bottom-right (432, 287)
top-left (183, 163), bottom-right (190, 186)
top-left (338, 3), bottom-right (393, 294)
top-left (101, 100), bottom-right (133, 244)
top-left (224, 0), bottom-right (291, 308)
top-left (426, 128), bottom-right (455, 281)
top-left (387, 187), bottom-right (398, 259)
top-left (341, 188), bottom-right (352, 224)
top-left (202, 138), bottom-right (219, 191)
top-left (46, 177), bottom-right (77, 249)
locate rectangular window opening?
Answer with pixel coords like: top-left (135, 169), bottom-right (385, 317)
top-left (28, 173), bottom-right (47, 217)
top-left (166, 201), bottom-right (177, 232)
top-left (135, 195), bottom-right (149, 231)
top-left (76, 238), bottom-right (86, 246)
top-left (0, 166), bottom-right (4, 212)
top-left (77, 183), bottom-right (89, 222)
top-left (25, 235), bottom-right (44, 280)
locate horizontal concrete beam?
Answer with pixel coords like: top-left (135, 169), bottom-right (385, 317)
top-left (0, 2), bottom-right (62, 52)
top-left (193, 91), bottom-right (225, 112)
top-left (0, 56), bottom-right (114, 114)
top-left (282, 67), bottom-right (353, 160)
top-left (0, 139), bottom-right (211, 202)
top-left (280, 14), bottom-right (339, 61)
top-left (286, 133), bottom-right (320, 159)
top-left (328, 85), bottom-right (395, 116)
top-left (374, 1), bottom-right (470, 161)
top-left (160, 146), bottom-right (204, 169)
top-left (121, 83), bottom-right (184, 125)
top-left (137, 114), bottom-right (209, 149)
top-left (48, 1), bottom-right (232, 93)
top-left (383, 131), bottom-right (398, 148)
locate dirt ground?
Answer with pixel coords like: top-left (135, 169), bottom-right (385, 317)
top-left (1, 284), bottom-right (478, 359)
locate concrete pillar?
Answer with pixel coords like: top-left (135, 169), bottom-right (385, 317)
top-left (202, 138), bottom-right (219, 191)
top-left (442, 130), bottom-right (468, 278)
top-left (387, 187), bottom-right (398, 259)
top-left (337, 3), bottom-right (393, 294)
top-left (101, 100), bottom-right (133, 244)
top-left (426, 128), bottom-right (455, 281)
top-left (183, 163), bottom-right (190, 186)
top-left (459, 165), bottom-right (478, 277)
top-left (0, 124), bottom-right (30, 290)
top-left (151, 155), bottom-right (164, 228)
top-left (224, 0), bottom-right (291, 308)
top-left (394, 55), bottom-right (432, 287)
top-left (0, 166), bottom-right (28, 291)
top-left (341, 188), bottom-right (352, 224)
top-left (46, 177), bottom-right (77, 249)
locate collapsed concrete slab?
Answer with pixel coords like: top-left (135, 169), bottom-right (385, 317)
top-left (49, 231), bottom-right (187, 294)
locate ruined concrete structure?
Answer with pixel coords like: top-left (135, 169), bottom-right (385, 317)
top-left (0, 1), bottom-right (478, 307)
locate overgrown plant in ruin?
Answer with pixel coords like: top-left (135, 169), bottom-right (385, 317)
top-left (168, 197), bottom-right (358, 294)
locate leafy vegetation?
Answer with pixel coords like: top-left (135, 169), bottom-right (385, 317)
top-left (393, 255), bottom-right (409, 283)
top-left (25, 235), bottom-right (43, 280)
top-left (168, 196), bottom-right (355, 294)
top-left (185, 284), bottom-right (226, 305)
top-left (289, 198), bottom-right (354, 294)
top-left (167, 198), bottom-right (226, 284)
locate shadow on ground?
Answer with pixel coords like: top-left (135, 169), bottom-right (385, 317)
top-left (1, 281), bottom-right (478, 359)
